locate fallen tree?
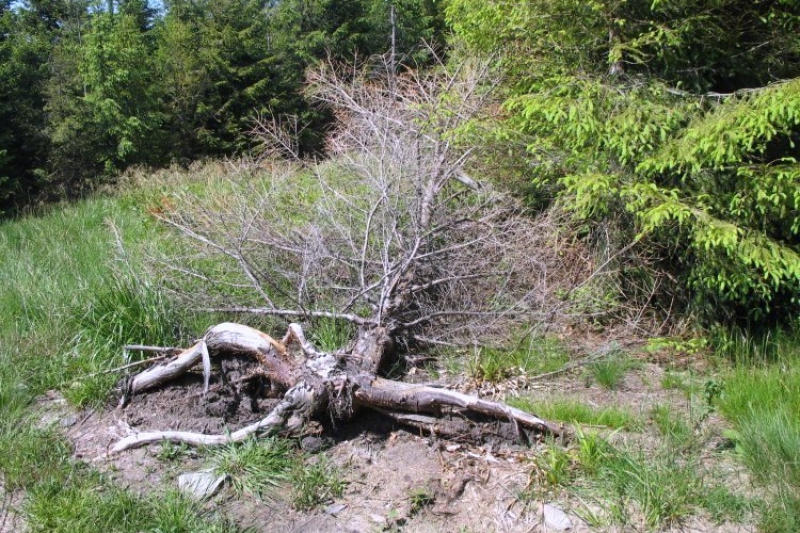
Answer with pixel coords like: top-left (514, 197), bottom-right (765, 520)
top-left (110, 55), bottom-right (594, 453)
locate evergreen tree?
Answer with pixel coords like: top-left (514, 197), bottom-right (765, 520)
top-left (0, 0), bottom-right (56, 212)
top-left (449, 0), bottom-right (800, 326)
top-left (47, 4), bottom-right (162, 185)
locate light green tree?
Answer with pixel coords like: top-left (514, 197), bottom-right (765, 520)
top-left (449, 0), bottom-right (800, 325)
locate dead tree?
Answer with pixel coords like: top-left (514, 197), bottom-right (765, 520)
top-left (111, 57), bottom-right (585, 454)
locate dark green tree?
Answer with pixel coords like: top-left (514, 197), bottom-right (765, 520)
top-left (0, 0), bottom-right (59, 212)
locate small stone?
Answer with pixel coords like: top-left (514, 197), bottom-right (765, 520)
top-left (177, 470), bottom-right (226, 500)
top-left (300, 436), bottom-right (330, 453)
top-left (60, 415), bottom-right (78, 428)
top-left (543, 503), bottom-right (573, 531)
top-left (324, 503), bottom-right (347, 516)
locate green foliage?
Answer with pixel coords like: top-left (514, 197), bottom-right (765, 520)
top-left (0, 0), bottom-right (51, 212)
top-left (79, 11), bottom-right (164, 173)
top-left (449, 0), bottom-right (800, 326)
top-left (1, 0), bottom-right (449, 211)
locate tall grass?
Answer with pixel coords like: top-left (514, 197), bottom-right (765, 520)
top-left (714, 326), bottom-right (800, 532)
top-left (0, 196), bottom-right (204, 406)
top-left (509, 397), bottom-right (642, 431)
top-left (0, 174), bottom-right (222, 530)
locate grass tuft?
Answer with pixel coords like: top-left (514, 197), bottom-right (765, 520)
top-left (290, 455), bottom-right (346, 510)
top-left (509, 397), bottom-right (642, 431)
top-left (208, 437), bottom-right (345, 509)
top-left (464, 336), bottom-right (571, 383)
top-left (208, 437), bottom-right (294, 499)
top-left (587, 352), bottom-right (637, 390)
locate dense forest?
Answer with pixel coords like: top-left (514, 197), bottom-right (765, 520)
top-left (2, 0), bottom-right (800, 328)
top-left (0, 0), bottom-right (445, 208)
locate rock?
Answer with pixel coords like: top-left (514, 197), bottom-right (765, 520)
top-left (543, 503), bottom-right (573, 531)
top-left (60, 415), bottom-right (78, 428)
top-left (300, 436), bottom-right (330, 453)
top-left (324, 503), bottom-right (347, 516)
top-left (177, 470), bottom-right (226, 500)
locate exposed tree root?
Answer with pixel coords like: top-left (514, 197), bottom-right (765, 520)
top-left (110, 322), bottom-right (561, 455)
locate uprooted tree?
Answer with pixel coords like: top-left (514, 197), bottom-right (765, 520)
top-left (109, 56), bottom-right (602, 455)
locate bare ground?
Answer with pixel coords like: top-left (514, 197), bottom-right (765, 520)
top-left (34, 352), bottom-right (759, 533)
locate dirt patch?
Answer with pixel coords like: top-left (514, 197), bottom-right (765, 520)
top-left (36, 355), bottom-right (758, 533)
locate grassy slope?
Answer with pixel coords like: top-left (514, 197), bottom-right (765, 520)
top-left (0, 188), bottom-right (240, 531)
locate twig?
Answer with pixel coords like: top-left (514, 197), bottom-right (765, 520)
top-left (85, 355), bottom-right (169, 378)
top-left (199, 307), bottom-right (377, 326)
top-left (123, 345), bottom-right (182, 354)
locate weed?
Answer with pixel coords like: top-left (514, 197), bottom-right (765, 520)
top-left (156, 441), bottom-right (196, 462)
top-left (408, 486), bottom-right (435, 515)
top-left (535, 442), bottom-right (574, 487)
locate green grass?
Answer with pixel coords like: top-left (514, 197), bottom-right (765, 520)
top-left (0, 172), bottom-right (237, 532)
top-left (509, 397), bottom-right (642, 430)
top-left (309, 317), bottom-right (354, 352)
top-left (290, 455), bottom-right (346, 510)
top-left (462, 336), bottom-right (571, 383)
top-left (26, 477), bottom-right (243, 533)
top-left (0, 196), bottom-right (202, 405)
top-left (208, 437), bottom-right (345, 509)
top-left (649, 404), bottom-right (693, 445)
top-left (528, 431), bottom-right (754, 530)
top-left (208, 437), bottom-right (294, 499)
top-left (712, 326), bottom-right (800, 532)
top-left (586, 352), bottom-right (638, 390)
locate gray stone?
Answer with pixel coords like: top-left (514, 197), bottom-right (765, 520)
top-left (177, 470), bottom-right (226, 500)
top-left (324, 503), bottom-right (347, 516)
top-left (543, 503), bottom-right (573, 531)
top-left (60, 415), bottom-right (78, 428)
